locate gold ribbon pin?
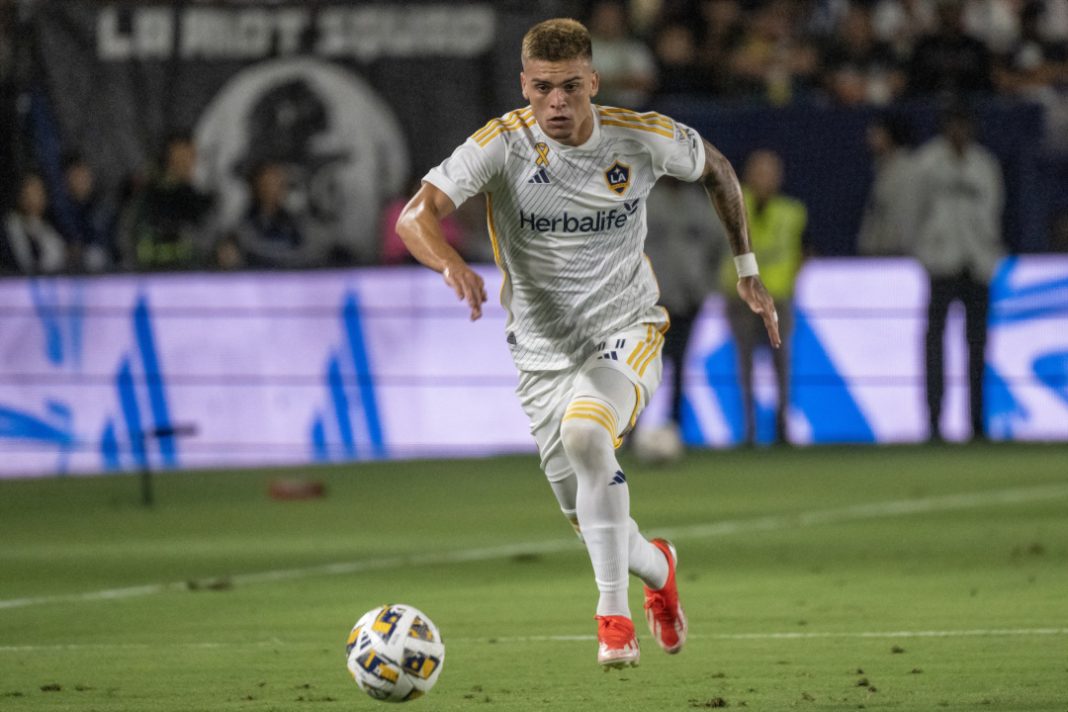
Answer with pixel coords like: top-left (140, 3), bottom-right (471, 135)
top-left (534, 142), bottom-right (550, 167)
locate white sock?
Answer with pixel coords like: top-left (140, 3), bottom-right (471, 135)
top-left (548, 470), bottom-right (666, 587)
top-left (628, 519), bottom-right (668, 590)
top-left (560, 408), bottom-right (631, 618)
top-left (583, 524), bottom-right (630, 616)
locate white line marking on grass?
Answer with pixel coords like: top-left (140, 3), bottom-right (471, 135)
top-left (3, 629), bottom-right (1066, 654)
top-left (651, 482), bottom-right (1068, 541)
top-left (455, 628), bottom-right (1068, 644)
top-left (2, 483), bottom-right (1067, 611)
top-left (0, 640), bottom-right (284, 653)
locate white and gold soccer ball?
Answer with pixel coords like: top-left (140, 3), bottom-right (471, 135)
top-left (632, 423), bottom-right (684, 465)
top-left (345, 604), bottom-right (445, 703)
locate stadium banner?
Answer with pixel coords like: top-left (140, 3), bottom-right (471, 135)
top-left (1, 257), bottom-right (1066, 478)
top-left (25, 0), bottom-right (513, 264)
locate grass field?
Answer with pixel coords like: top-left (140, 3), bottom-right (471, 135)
top-left (1, 444), bottom-right (1067, 711)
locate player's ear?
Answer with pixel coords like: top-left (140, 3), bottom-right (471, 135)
top-left (590, 69), bottom-right (600, 98)
top-left (520, 72), bottom-right (529, 101)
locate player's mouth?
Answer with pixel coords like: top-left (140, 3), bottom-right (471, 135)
top-left (547, 116), bottom-right (571, 128)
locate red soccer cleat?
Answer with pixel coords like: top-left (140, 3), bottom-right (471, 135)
top-left (643, 538), bottom-right (687, 654)
top-left (596, 615), bottom-right (640, 669)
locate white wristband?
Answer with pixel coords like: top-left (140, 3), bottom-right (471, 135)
top-left (734, 252), bottom-right (759, 278)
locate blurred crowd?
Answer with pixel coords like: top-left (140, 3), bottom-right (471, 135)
top-left (2, 0), bottom-right (1068, 276)
top-left (588, 0), bottom-right (1068, 110)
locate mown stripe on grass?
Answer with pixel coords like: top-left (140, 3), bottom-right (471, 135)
top-left (2, 628), bottom-right (1067, 653)
top-left (2, 483), bottom-right (1067, 611)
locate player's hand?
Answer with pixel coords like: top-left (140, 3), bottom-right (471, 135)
top-left (443, 262), bottom-right (487, 321)
top-left (737, 275), bottom-right (782, 348)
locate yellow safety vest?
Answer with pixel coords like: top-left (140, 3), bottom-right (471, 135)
top-left (720, 187), bottom-right (807, 300)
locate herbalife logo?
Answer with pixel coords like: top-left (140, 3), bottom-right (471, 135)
top-left (520, 200), bottom-right (640, 234)
top-left (528, 167), bottom-right (551, 184)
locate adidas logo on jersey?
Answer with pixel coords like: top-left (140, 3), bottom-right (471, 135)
top-left (528, 167), bottom-right (551, 184)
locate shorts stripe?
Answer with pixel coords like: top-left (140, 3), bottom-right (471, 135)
top-left (626, 384), bottom-right (643, 432)
top-left (636, 330), bottom-right (664, 377)
top-left (626, 325), bottom-right (655, 368)
top-left (626, 324), bottom-right (662, 377)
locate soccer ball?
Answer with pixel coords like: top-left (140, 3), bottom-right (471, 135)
top-left (632, 423), bottom-right (684, 465)
top-left (345, 604), bottom-right (445, 703)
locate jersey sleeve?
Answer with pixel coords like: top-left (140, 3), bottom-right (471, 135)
top-left (423, 133), bottom-right (506, 209)
top-left (650, 119), bottom-right (707, 183)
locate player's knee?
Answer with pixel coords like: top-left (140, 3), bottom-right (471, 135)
top-left (560, 417), bottom-right (613, 471)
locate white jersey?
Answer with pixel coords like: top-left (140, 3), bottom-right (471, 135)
top-left (424, 105), bottom-right (706, 371)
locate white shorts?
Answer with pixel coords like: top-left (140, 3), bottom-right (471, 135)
top-left (516, 321), bottom-right (667, 483)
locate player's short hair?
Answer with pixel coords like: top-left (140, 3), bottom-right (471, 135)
top-left (521, 18), bottom-right (592, 63)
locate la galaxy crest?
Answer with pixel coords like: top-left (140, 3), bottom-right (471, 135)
top-left (604, 160), bottom-right (631, 195)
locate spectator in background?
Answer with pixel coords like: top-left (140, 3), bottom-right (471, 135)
top-left (642, 177), bottom-right (726, 448)
top-left (695, 0), bottom-right (747, 96)
top-left (121, 131), bottom-right (214, 270)
top-left (588, 0), bottom-right (658, 108)
top-left (907, 0), bottom-right (994, 97)
top-left (729, 0), bottom-right (821, 105)
top-left (2, 172), bottom-right (67, 275)
top-left (995, 0), bottom-right (1068, 151)
top-left (801, 0), bottom-right (854, 39)
top-left (52, 152), bottom-right (111, 272)
top-left (821, 3), bottom-right (906, 105)
top-left (1052, 211), bottom-right (1068, 253)
top-left (720, 150), bottom-right (806, 446)
top-left (0, 1), bottom-right (16, 214)
top-left (379, 179), bottom-right (467, 265)
top-left (963, 0), bottom-right (1021, 54)
top-left (910, 105), bottom-right (1003, 442)
top-left (872, 0), bottom-right (937, 60)
top-left (652, 22), bottom-right (714, 96)
top-left (857, 113), bottom-right (917, 255)
top-left (229, 161), bottom-right (311, 269)
top-left (1039, 0), bottom-right (1068, 41)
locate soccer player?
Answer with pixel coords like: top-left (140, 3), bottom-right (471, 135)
top-left (396, 18), bottom-right (780, 669)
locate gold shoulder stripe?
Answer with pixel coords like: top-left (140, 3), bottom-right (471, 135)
top-left (476, 117), bottom-right (536, 147)
top-left (471, 108), bottom-right (534, 143)
top-left (510, 108), bottom-right (534, 122)
top-left (600, 119), bottom-right (674, 140)
top-left (598, 106), bottom-right (674, 130)
top-left (471, 119), bottom-right (505, 143)
top-left (470, 118), bottom-right (501, 142)
top-left (472, 117), bottom-right (519, 143)
top-left (600, 113), bottom-right (675, 133)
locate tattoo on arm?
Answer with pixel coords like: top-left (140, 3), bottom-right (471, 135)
top-left (699, 139), bottom-right (750, 256)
